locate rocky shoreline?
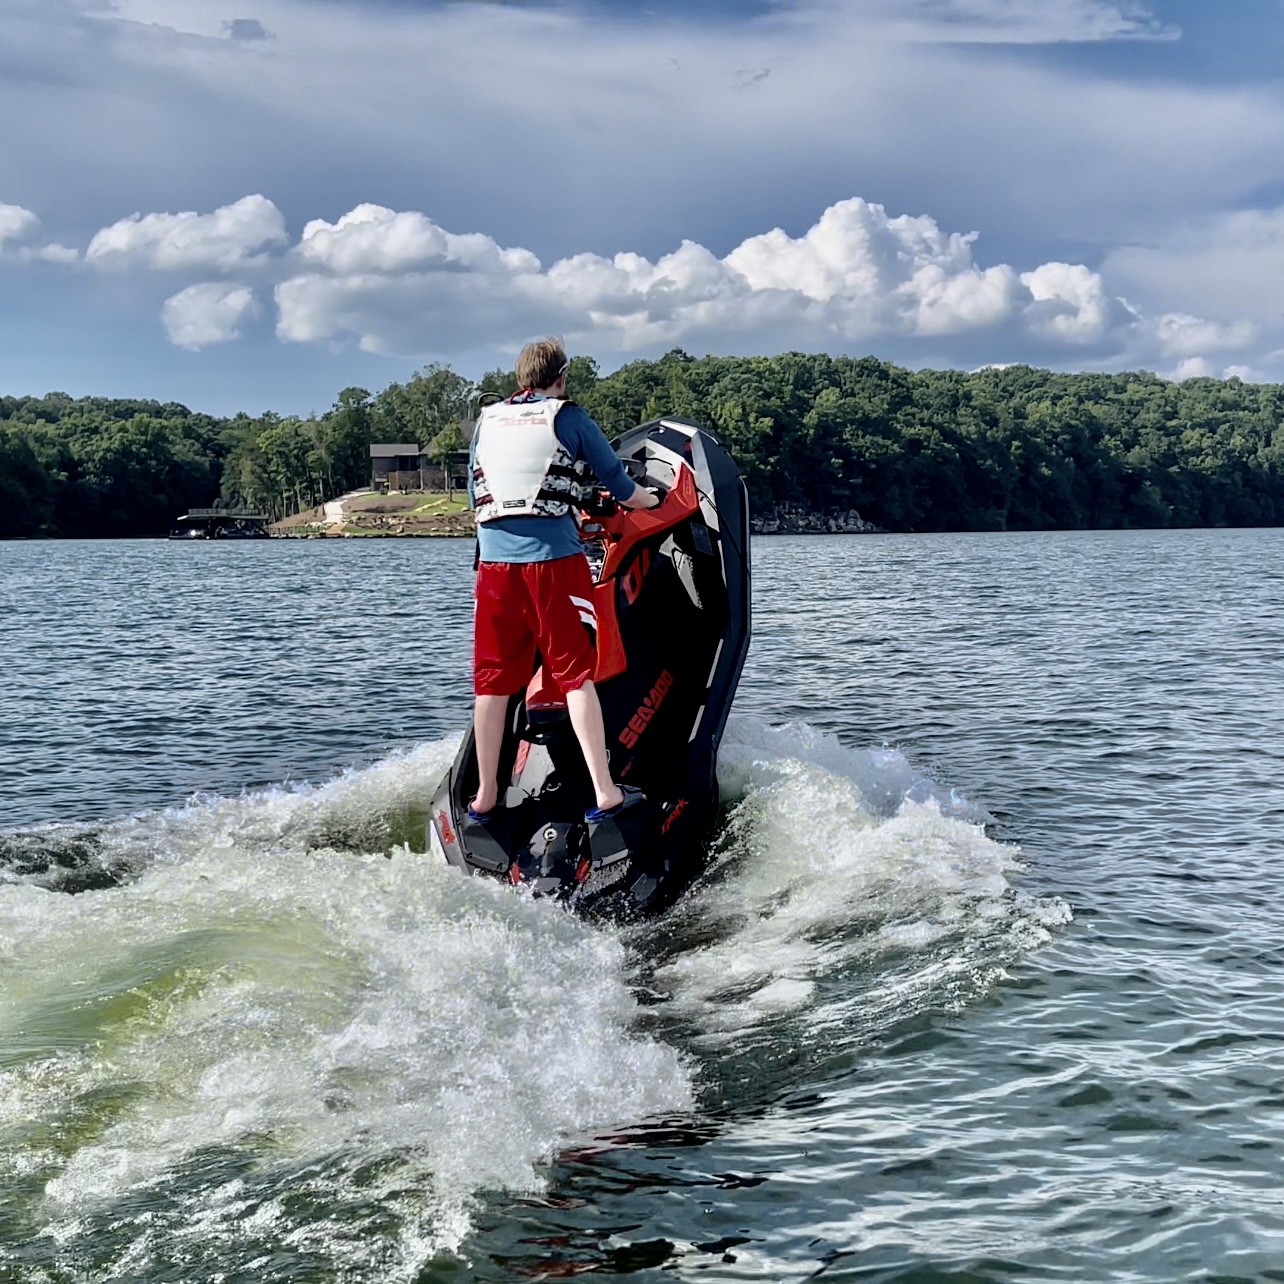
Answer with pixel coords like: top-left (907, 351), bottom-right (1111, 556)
top-left (749, 504), bottom-right (881, 535)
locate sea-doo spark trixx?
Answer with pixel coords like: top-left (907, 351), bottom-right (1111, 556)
top-left (428, 417), bottom-right (751, 919)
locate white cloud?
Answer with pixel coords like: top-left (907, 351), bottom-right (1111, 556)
top-left (26, 243), bottom-right (80, 264)
top-left (1155, 312), bottom-right (1257, 358)
top-left (1164, 356), bottom-right (1268, 383)
top-left (295, 204), bottom-right (540, 277)
top-left (271, 197), bottom-right (1138, 361)
top-left (724, 201), bottom-right (1027, 336)
top-left (161, 282), bottom-right (258, 348)
top-left (1021, 262), bottom-right (1128, 344)
top-left (1167, 356), bottom-right (1215, 381)
top-left (17, 184), bottom-right (1284, 379)
top-left (0, 201), bottom-right (81, 262)
top-left (1223, 364), bottom-right (1268, 382)
top-left (0, 203), bottom-right (41, 248)
top-left (86, 195), bottom-right (286, 272)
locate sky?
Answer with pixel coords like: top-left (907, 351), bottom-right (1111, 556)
top-left (4, 0), bottom-right (1284, 415)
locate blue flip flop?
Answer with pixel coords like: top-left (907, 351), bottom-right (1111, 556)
top-left (467, 805), bottom-right (495, 825)
top-left (585, 785), bottom-right (644, 823)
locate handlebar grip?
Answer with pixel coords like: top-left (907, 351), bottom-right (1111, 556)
top-left (580, 489), bottom-right (619, 517)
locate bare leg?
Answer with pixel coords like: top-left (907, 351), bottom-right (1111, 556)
top-left (565, 680), bottom-right (624, 812)
top-left (471, 693), bottom-right (509, 814)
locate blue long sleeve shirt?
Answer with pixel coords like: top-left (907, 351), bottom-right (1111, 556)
top-left (469, 400), bottom-right (636, 563)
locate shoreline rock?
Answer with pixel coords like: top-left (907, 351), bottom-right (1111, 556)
top-left (750, 504), bottom-right (881, 535)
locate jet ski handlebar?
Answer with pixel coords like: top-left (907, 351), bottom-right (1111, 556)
top-left (578, 472), bottom-right (687, 544)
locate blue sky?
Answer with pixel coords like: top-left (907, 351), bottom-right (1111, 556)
top-left (4, 0), bottom-right (1284, 415)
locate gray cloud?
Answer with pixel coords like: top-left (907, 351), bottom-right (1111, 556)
top-left (5, 0), bottom-right (1284, 402)
top-left (1104, 206), bottom-right (1284, 327)
top-left (224, 17), bottom-right (270, 41)
top-left (0, 0), bottom-right (1253, 272)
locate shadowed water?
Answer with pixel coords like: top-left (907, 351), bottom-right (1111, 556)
top-left (0, 529), bottom-right (1281, 1281)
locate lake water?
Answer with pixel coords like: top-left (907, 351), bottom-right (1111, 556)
top-left (1, 529), bottom-right (1282, 1282)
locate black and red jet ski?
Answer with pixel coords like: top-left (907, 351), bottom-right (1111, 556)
top-left (427, 416), bottom-right (751, 920)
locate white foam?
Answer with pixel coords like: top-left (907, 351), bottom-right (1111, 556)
top-left (652, 714), bottom-right (1070, 1037)
top-left (0, 739), bottom-right (692, 1275)
top-left (0, 716), bottom-right (1070, 1277)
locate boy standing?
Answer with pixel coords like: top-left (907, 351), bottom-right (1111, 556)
top-left (468, 339), bottom-right (658, 820)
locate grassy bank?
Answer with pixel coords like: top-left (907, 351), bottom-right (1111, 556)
top-left (273, 491), bottom-right (474, 538)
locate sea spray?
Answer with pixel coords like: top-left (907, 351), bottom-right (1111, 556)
top-left (0, 741), bottom-right (693, 1279)
top-left (0, 717), bottom-right (1069, 1279)
top-left (642, 714), bottom-right (1070, 1049)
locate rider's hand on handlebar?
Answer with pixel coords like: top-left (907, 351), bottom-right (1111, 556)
top-left (623, 484), bottom-right (662, 511)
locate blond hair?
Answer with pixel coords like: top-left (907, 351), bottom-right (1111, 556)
top-left (515, 338), bottom-right (568, 392)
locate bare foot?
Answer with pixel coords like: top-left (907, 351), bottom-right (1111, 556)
top-left (593, 785), bottom-right (624, 813)
top-left (469, 790), bottom-right (498, 816)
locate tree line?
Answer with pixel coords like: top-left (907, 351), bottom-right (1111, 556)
top-left (3, 352), bottom-right (1284, 537)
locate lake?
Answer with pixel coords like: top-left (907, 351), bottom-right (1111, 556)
top-left (1, 529), bottom-right (1282, 1281)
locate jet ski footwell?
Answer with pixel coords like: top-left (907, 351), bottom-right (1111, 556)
top-left (428, 417), bottom-right (751, 920)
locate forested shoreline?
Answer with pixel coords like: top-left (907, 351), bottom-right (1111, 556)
top-left (3, 351), bottom-right (1284, 538)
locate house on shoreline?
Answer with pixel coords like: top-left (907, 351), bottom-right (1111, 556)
top-left (369, 441), bottom-right (470, 493)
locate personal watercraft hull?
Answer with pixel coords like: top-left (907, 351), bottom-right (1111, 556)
top-left (427, 416), bottom-right (751, 919)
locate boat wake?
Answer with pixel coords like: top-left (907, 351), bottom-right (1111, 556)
top-left (640, 718), bottom-right (1070, 1101)
top-left (0, 716), bottom-right (1068, 1280)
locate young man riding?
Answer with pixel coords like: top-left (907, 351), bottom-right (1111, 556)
top-left (468, 339), bottom-right (659, 823)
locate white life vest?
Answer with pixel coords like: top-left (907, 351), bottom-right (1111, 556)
top-left (472, 395), bottom-right (592, 523)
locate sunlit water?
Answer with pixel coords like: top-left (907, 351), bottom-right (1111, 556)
top-left (0, 530), bottom-right (1281, 1282)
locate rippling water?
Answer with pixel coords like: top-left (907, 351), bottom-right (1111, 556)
top-left (1, 530), bottom-right (1282, 1281)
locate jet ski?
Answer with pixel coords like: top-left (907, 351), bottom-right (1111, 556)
top-left (427, 416), bottom-right (751, 920)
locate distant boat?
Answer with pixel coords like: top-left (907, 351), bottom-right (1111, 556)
top-left (168, 509), bottom-right (271, 540)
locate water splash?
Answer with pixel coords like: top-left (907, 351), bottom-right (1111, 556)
top-left (0, 741), bottom-right (692, 1279)
top-left (644, 715), bottom-right (1070, 1048)
top-left (0, 718), bottom-right (1068, 1279)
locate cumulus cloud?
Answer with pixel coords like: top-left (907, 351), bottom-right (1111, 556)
top-left (86, 195), bottom-right (286, 272)
top-left (14, 185), bottom-right (1280, 380)
top-left (1021, 262), bottom-right (1131, 343)
top-left (161, 282), bottom-right (258, 348)
top-left (21, 243), bottom-right (81, 264)
top-left (0, 203), bottom-right (41, 248)
top-left (0, 201), bottom-right (80, 262)
top-left (294, 204), bottom-right (539, 277)
top-left (274, 197), bottom-right (1139, 359)
top-left (1164, 356), bottom-right (1268, 383)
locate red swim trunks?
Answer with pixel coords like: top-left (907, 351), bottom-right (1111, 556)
top-left (473, 554), bottom-right (597, 696)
